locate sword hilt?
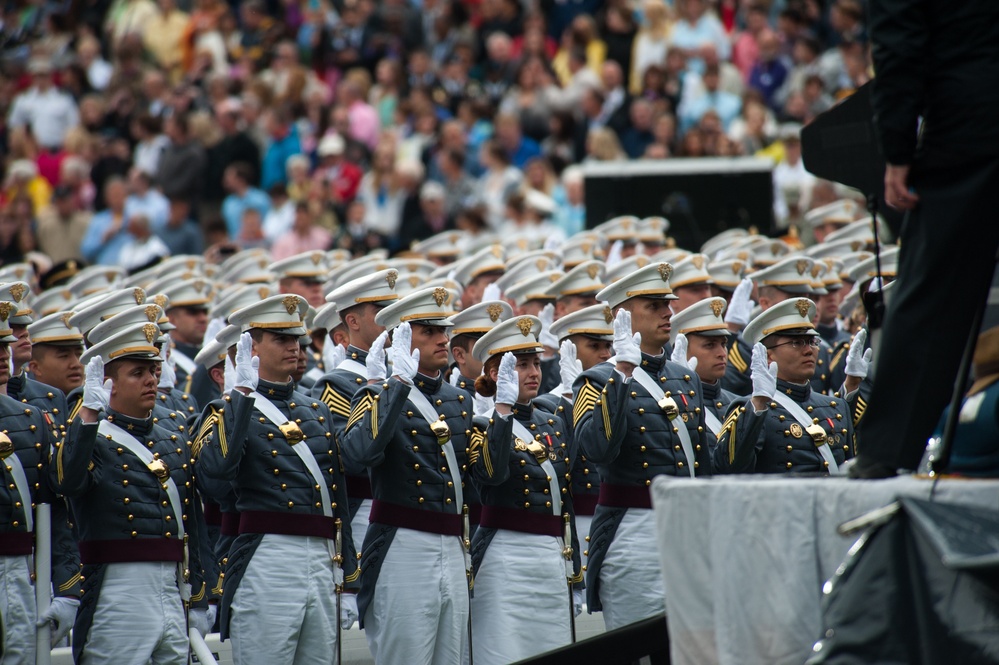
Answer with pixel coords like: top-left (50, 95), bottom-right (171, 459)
top-left (333, 517), bottom-right (344, 568)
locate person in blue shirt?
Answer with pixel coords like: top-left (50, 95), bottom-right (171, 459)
top-left (260, 107), bottom-right (302, 191)
top-left (79, 177), bottom-right (132, 266)
top-left (678, 63), bottom-right (742, 134)
top-left (221, 162), bottom-right (272, 239)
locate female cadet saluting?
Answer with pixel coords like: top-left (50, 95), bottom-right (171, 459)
top-left (466, 315), bottom-right (583, 664)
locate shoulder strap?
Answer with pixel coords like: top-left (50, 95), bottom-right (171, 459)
top-left (771, 392), bottom-right (840, 474)
top-left (628, 367), bottom-right (696, 478)
top-left (407, 387), bottom-right (463, 515)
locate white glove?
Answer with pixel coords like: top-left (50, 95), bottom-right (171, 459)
top-left (234, 332), bottom-right (259, 391)
top-left (341, 593), bottom-right (359, 630)
top-left (388, 322), bottom-right (420, 384)
top-left (494, 352), bottom-right (519, 406)
top-left (473, 393), bottom-right (494, 416)
top-left (205, 604), bottom-right (217, 630)
top-left (482, 282), bottom-right (502, 302)
top-left (366, 331), bottom-right (389, 382)
top-left (157, 344), bottom-right (176, 390)
top-left (612, 309), bottom-right (642, 366)
top-left (223, 355), bottom-right (235, 394)
top-left (543, 234), bottom-right (563, 252)
top-left (750, 342), bottom-right (777, 401)
top-left (558, 339), bottom-right (583, 395)
top-left (82, 356), bottom-right (111, 412)
top-left (205, 317), bottom-right (226, 346)
top-left (189, 607), bottom-right (212, 636)
top-left (669, 333), bottom-right (698, 373)
top-left (449, 369), bottom-right (460, 387)
top-left (36, 596), bottom-right (79, 646)
top-left (605, 239), bottom-right (624, 268)
top-left (322, 335), bottom-right (345, 373)
top-left (572, 588), bottom-right (584, 617)
top-left (844, 329), bottom-right (873, 379)
top-left (538, 303), bottom-right (558, 349)
top-left (724, 277), bottom-right (755, 328)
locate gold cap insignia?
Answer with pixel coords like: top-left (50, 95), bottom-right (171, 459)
top-left (636, 256), bottom-right (650, 268)
top-left (142, 323), bottom-right (158, 344)
top-left (658, 263), bottom-right (673, 282)
top-left (731, 261), bottom-right (744, 275)
top-left (536, 258), bottom-right (548, 271)
top-left (144, 305), bottom-right (160, 322)
top-left (449, 233), bottom-right (459, 245)
top-left (710, 300), bottom-right (724, 318)
top-left (486, 303), bottom-right (504, 322)
top-left (795, 299), bottom-right (811, 319)
top-left (516, 317), bottom-right (534, 336)
top-left (811, 264), bottom-right (822, 279)
top-left (771, 242), bottom-right (785, 256)
top-left (549, 274), bottom-right (560, 283)
top-left (0, 302), bottom-right (14, 321)
top-left (586, 263), bottom-right (601, 280)
top-left (310, 252), bottom-right (323, 265)
top-left (603, 306), bottom-right (614, 324)
top-left (796, 260), bottom-right (809, 276)
top-left (60, 312), bottom-right (73, 328)
top-left (106, 270), bottom-right (119, 283)
top-left (67, 260), bottom-right (77, 270)
top-left (432, 288), bottom-right (448, 307)
top-left (691, 255), bottom-right (705, 270)
top-left (516, 238), bottom-right (528, 250)
top-left (850, 240), bottom-right (863, 251)
top-left (580, 242), bottom-right (592, 256)
top-left (490, 245), bottom-right (503, 259)
top-left (8, 283), bottom-right (26, 302)
top-left (258, 286), bottom-right (270, 300)
top-left (133, 288), bottom-right (145, 305)
top-left (283, 295), bottom-right (300, 316)
top-left (192, 280), bottom-right (207, 294)
top-left (386, 270), bottom-right (398, 289)
top-left (153, 295), bottom-right (168, 309)
top-left (408, 275), bottom-right (421, 288)
top-left (185, 258), bottom-right (197, 270)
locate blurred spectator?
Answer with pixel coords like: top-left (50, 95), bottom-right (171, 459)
top-left (3, 160), bottom-right (52, 213)
top-left (222, 162), bottom-right (271, 239)
top-left (77, 35), bottom-right (114, 91)
top-left (236, 208), bottom-right (269, 250)
top-left (678, 62), bottom-right (742, 133)
top-left (120, 212), bottom-right (170, 272)
top-left (260, 105), bottom-right (302, 190)
top-left (142, 0), bottom-right (190, 83)
top-left (630, 0), bottom-right (673, 94)
top-left (36, 186), bottom-right (90, 264)
top-left (602, 5), bottom-right (638, 81)
top-left (552, 165), bottom-right (585, 237)
top-left (436, 148), bottom-right (476, 219)
top-left (8, 59), bottom-right (79, 150)
top-left (772, 125), bottom-right (815, 227)
top-left (621, 98), bottom-right (657, 158)
top-left (499, 57), bottom-right (561, 143)
top-left (477, 139), bottom-right (522, 228)
top-left (159, 197), bottom-right (204, 256)
top-left (339, 77), bottom-right (380, 152)
top-left (541, 110), bottom-right (577, 171)
top-left (357, 142), bottom-right (406, 245)
top-left (313, 133), bottom-right (363, 206)
top-left (731, 3), bottom-right (769, 81)
top-left (670, 0), bottom-right (730, 73)
top-left (747, 31), bottom-right (789, 110)
top-left (398, 181), bottom-right (453, 249)
top-left (157, 111), bottom-right (207, 208)
top-left (262, 184), bottom-right (296, 243)
top-left (585, 126), bottom-right (627, 163)
top-left (597, 61), bottom-right (632, 138)
top-left (206, 97), bottom-right (261, 205)
top-left (494, 112), bottom-right (541, 169)
top-left (131, 114), bottom-right (169, 177)
top-left (80, 177), bottom-right (131, 265)
top-left (125, 168), bottom-right (169, 231)
top-left (271, 202), bottom-right (334, 260)
top-left (553, 15), bottom-right (606, 87)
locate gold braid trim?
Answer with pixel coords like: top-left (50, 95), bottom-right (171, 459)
top-left (853, 396), bottom-right (867, 428)
top-left (190, 582), bottom-right (206, 602)
top-left (345, 567), bottom-right (361, 583)
top-left (193, 407), bottom-right (222, 459)
top-left (600, 392), bottom-right (613, 440)
top-left (729, 344), bottom-right (748, 373)
top-left (320, 384), bottom-right (352, 417)
top-left (573, 380), bottom-right (600, 427)
top-left (346, 394), bottom-right (375, 434)
top-left (721, 408), bottom-right (743, 464)
top-left (57, 571), bottom-right (82, 592)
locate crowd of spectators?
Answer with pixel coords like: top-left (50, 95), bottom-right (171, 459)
top-left (0, 0), bottom-right (872, 272)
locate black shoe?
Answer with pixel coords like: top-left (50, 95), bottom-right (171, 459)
top-left (847, 454), bottom-right (897, 479)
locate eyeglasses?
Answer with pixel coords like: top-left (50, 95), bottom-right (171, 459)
top-left (766, 337), bottom-right (821, 351)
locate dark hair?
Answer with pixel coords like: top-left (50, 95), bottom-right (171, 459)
top-left (449, 333), bottom-right (478, 352)
top-left (474, 355), bottom-right (502, 397)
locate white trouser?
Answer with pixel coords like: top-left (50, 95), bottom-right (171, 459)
top-left (365, 528), bottom-right (468, 665)
top-left (577, 514), bottom-right (594, 576)
top-left (352, 499), bottom-right (372, 558)
top-left (230, 534), bottom-right (337, 665)
top-left (471, 530), bottom-right (571, 665)
top-left (81, 561), bottom-right (188, 665)
top-left (599, 508), bottom-right (665, 631)
top-left (0, 555), bottom-right (35, 665)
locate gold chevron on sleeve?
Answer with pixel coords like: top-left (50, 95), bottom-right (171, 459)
top-left (720, 408), bottom-right (742, 463)
top-left (57, 571), bottom-right (82, 592)
top-left (853, 396), bottom-right (867, 428)
top-left (68, 397), bottom-right (82, 423)
top-left (345, 567), bottom-right (361, 583)
top-left (346, 394), bottom-right (374, 432)
top-left (728, 345), bottom-right (747, 373)
top-left (320, 384), bottom-right (352, 417)
top-left (193, 407), bottom-right (222, 459)
top-left (573, 380), bottom-right (600, 427)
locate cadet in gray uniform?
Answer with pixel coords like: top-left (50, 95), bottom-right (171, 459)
top-left (572, 263), bottom-right (712, 630)
top-left (310, 269), bottom-right (399, 553)
top-left (669, 297), bottom-right (739, 438)
top-left (535, 303), bottom-right (615, 576)
top-left (0, 300), bottom-right (82, 664)
top-left (195, 295), bottom-right (359, 663)
top-left (56, 321), bottom-right (210, 665)
top-left (466, 317), bottom-right (581, 664)
top-left (715, 298), bottom-right (869, 474)
top-left (340, 287), bottom-right (473, 665)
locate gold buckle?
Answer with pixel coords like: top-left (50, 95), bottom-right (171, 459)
top-left (526, 440), bottom-right (548, 463)
top-left (0, 433), bottom-right (12, 459)
top-left (431, 417), bottom-right (451, 445)
top-left (805, 424), bottom-right (828, 446)
top-left (658, 396), bottom-right (680, 420)
top-left (279, 422), bottom-right (305, 444)
top-left (147, 459), bottom-right (170, 481)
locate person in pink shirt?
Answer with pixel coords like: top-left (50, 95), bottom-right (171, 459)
top-left (731, 3), bottom-right (769, 81)
top-left (271, 201), bottom-right (333, 260)
top-left (338, 78), bottom-right (380, 151)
